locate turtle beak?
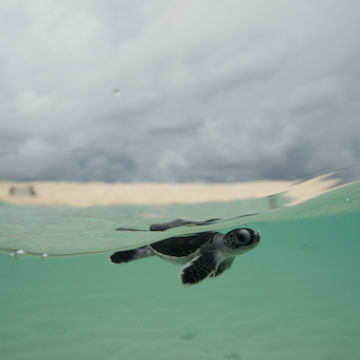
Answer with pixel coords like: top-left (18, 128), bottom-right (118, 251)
top-left (253, 231), bottom-right (260, 244)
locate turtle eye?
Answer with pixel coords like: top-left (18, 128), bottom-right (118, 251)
top-left (236, 229), bottom-right (251, 243)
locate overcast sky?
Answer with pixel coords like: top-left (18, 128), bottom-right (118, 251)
top-left (0, 0), bottom-right (359, 182)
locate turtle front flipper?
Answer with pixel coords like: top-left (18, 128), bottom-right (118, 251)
top-left (149, 218), bottom-right (221, 231)
top-left (110, 246), bottom-right (154, 264)
top-left (211, 257), bottom-right (234, 278)
top-left (180, 250), bottom-right (219, 285)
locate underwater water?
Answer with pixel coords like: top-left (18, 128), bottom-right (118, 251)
top-left (1, 181), bottom-right (360, 360)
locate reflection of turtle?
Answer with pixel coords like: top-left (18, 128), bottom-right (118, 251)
top-left (110, 219), bottom-right (260, 285)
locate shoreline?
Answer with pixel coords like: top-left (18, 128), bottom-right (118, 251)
top-left (0, 180), bottom-right (295, 206)
top-left (0, 174), bottom-right (340, 207)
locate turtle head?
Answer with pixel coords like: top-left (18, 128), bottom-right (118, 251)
top-left (223, 227), bottom-right (260, 254)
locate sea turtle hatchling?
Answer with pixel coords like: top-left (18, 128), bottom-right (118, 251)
top-left (110, 218), bottom-right (260, 285)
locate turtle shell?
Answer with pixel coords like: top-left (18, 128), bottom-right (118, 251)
top-left (150, 231), bottom-right (216, 257)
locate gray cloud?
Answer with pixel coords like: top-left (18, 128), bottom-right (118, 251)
top-left (0, 0), bottom-right (360, 182)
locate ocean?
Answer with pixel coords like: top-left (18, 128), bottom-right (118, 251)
top-left (1, 180), bottom-right (359, 360)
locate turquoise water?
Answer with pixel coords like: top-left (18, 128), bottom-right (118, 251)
top-left (1, 182), bottom-right (360, 359)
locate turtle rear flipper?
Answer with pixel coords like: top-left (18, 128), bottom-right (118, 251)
top-left (110, 246), bottom-right (153, 264)
top-left (180, 250), bottom-right (219, 285)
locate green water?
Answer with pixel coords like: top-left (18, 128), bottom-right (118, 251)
top-left (1, 185), bottom-right (360, 359)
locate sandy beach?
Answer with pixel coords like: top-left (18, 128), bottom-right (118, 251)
top-left (0, 181), bottom-right (293, 206)
top-left (0, 175), bottom-right (340, 207)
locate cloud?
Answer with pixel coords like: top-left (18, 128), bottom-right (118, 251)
top-left (0, 0), bottom-right (359, 182)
